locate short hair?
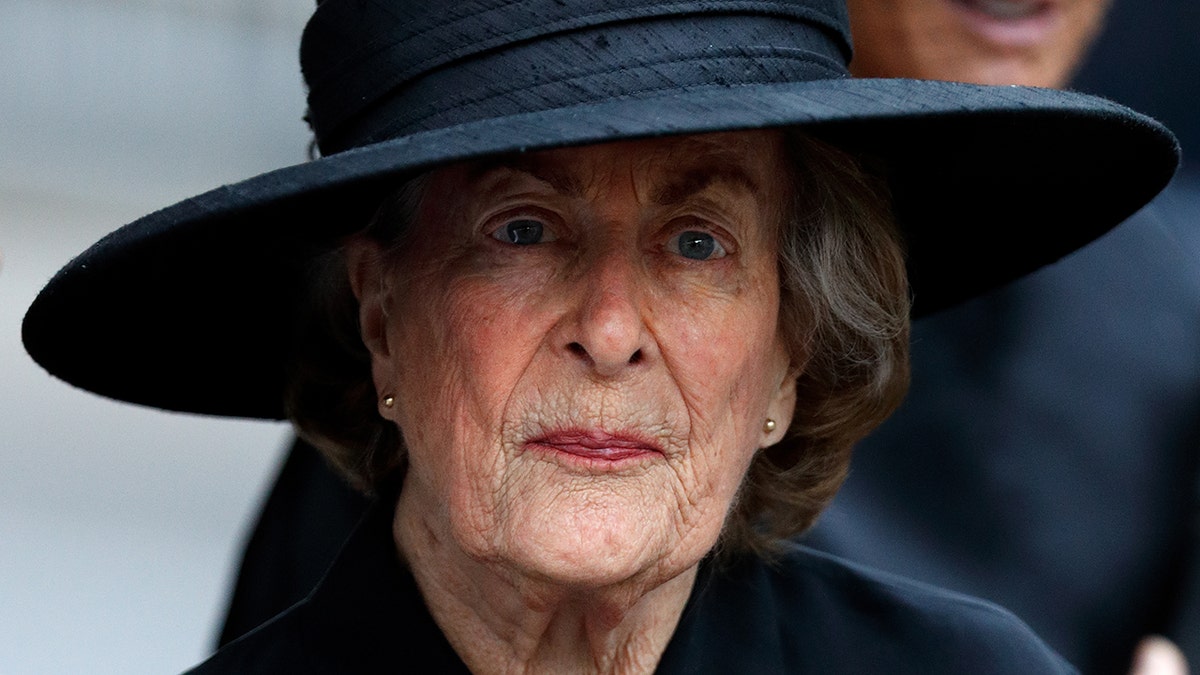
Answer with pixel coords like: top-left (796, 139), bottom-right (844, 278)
top-left (283, 133), bottom-right (910, 556)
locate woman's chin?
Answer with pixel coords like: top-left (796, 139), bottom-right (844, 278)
top-left (505, 537), bottom-right (681, 591)
top-left (491, 503), bottom-right (713, 590)
top-left (440, 456), bottom-right (734, 591)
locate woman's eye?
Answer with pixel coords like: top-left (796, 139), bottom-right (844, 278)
top-left (669, 230), bottom-right (727, 260)
top-left (491, 218), bottom-right (548, 245)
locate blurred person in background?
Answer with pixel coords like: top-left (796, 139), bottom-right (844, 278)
top-left (215, 1), bottom-right (1200, 672)
top-left (803, 0), bottom-right (1200, 674)
top-left (845, 0), bottom-right (1110, 87)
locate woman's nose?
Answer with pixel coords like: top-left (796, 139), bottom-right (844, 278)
top-left (563, 247), bottom-right (653, 378)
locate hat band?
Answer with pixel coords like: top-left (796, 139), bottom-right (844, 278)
top-left (303, 0), bottom-right (852, 150)
top-left (316, 13), bottom-right (849, 155)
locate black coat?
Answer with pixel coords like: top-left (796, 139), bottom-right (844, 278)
top-left (194, 495), bottom-right (1074, 673)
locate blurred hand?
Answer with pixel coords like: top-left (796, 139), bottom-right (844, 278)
top-left (1130, 636), bottom-right (1188, 675)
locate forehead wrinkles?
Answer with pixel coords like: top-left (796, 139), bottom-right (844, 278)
top-left (466, 154), bottom-right (584, 196)
top-left (463, 132), bottom-right (783, 204)
top-left (630, 135), bottom-right (776, 205)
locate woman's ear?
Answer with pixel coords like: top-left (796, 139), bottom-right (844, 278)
top-left (346, 236), bottom-right (402, 418)
top-left (344, 235), bottom-right (391, 361)
top-left (763, 368), bottom-right (798, 445)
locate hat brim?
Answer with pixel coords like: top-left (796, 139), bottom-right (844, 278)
top-left (23, 77), bottom-right (1179, 419)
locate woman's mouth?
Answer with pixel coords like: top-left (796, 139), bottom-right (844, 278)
top-left (948, 0), bottom-right (1061, 46)
top-left (526, 430), bottom-right (664, 466)
top-left (955, 0), bottom-right (1047, 20)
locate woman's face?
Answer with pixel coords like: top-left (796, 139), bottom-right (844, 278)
top-left (847, 0), bottom-right (1110, 88)
top-left (354, 131), bottom-right (799, 587)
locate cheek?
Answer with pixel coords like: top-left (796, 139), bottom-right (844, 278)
top-left (655, 276), bottom-right (784, 469)
top-left (392, 238), bottom-right (557, 396)
top-left (385, 263), bottom-right (559, 490)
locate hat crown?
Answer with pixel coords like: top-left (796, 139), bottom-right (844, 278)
top-left (300, 0), bottom-right (853, 155)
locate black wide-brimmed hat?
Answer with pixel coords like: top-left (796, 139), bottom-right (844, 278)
top-left (24, 0), bottom-right (1178, 419)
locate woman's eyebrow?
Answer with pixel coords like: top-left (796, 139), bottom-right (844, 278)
top-left (468, 156), bottom-right (584, 196)
top-left (652, 165), bottom-right (760, 206)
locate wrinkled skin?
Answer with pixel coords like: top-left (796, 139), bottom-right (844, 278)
top-left (847, 0), bottom-right (1111, 87)
top-left (349, 131), bottom-right (799, 672)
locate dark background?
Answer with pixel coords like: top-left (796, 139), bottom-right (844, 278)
top-left (1075, 0), bottom-right (1200, 175)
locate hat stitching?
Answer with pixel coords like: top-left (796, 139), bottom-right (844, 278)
top-left (312, 0), bottom-right (840, 88)
top-left (354, 49), bottom-right (846, 149)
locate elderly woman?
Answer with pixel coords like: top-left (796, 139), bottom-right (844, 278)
top-left (22, 0), bottom-right (1176, 672)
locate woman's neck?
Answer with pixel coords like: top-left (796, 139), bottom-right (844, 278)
top-left (393, 493), bottom-right (698, 675)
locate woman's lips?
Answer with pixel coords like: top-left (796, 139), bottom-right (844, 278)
top-left (948, 0), bottom-right (1061, 47)
top-left (956, 0), bottom-right (1047, 20)
top-left (527, 430), bottom-right (663, 463)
